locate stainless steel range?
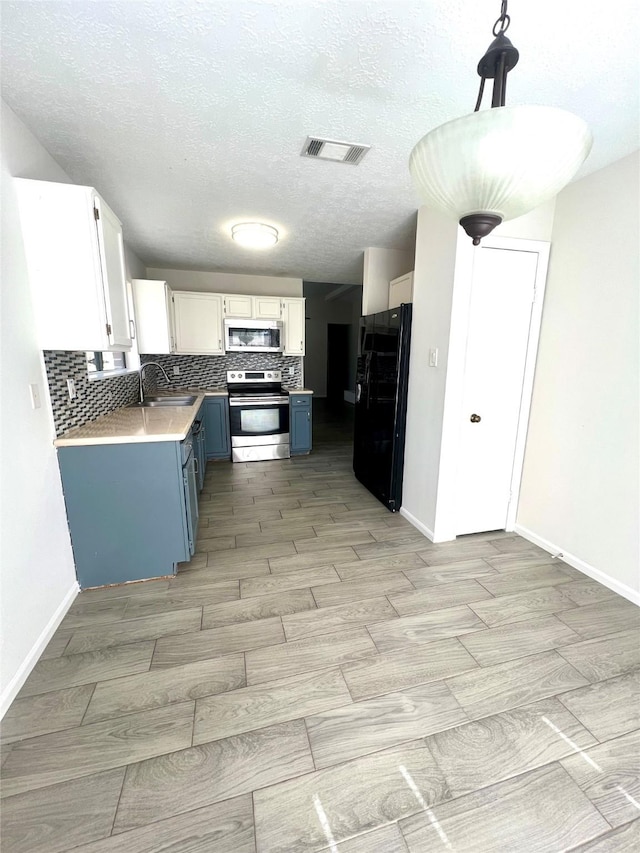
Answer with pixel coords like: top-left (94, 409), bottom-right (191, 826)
top-left (227, 370), bottom-right (290, 462)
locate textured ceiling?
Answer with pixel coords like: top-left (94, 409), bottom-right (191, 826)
top-left (2, 1), bottom-right (639, 284)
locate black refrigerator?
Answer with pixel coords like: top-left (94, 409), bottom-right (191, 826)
top-left (353, 303), bottom-right (412, 511)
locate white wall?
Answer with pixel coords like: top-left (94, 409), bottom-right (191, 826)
top-left (362, 247), bottom-right (414, 315)
top-left (0, 101), bottom-right (78, 715)
top-left (346, 289), bottom-right (363, 397)
top-left (146, 268), bottom-right (302, 297)
top-left (517, 152), bottom-right (640, 602)
top-left (125, 243), bottom-right (146, 280)
top-left (401, 209), bottom-right (460, 539)
top-left (402, 203), bottom-right (555, 541)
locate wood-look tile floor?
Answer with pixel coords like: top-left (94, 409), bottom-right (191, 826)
top-left (2, 418), bottom-right (639, 852)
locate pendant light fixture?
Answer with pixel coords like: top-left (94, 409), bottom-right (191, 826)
top-left (409, 1), bottom-right (593, 244)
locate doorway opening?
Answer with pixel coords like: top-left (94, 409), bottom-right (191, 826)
top-left (312, 323), bottom-right (354, 445)
top-left (326, 323), bottom-right (351, 408)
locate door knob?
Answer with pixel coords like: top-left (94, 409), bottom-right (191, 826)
top-left (470, 413), bottom-right (482, 423)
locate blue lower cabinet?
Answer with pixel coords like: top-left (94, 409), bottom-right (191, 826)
top-left (196, 426), bottom-right (206, 490)
top-left (57, 441), bottom-right (191, 589)
top-left (290, 394), bottom-right (312, 455)
top-left (192, 404), bottom-right (206, 490)
top-left (182, 447), bottom-right (199, 557)
top-left (204, 396), bottom-right (231, 460)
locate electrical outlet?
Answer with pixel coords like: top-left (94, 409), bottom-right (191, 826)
top-left (29, 383), bottom-right (41, 409)
top-left (173, 366), bottom-right (180, 376)
top-left (288, 366), bottom-right (294, 376)
top-left (67, 378), bottom-right (77, 400)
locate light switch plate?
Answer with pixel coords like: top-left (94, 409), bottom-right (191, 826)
top-left (29, 383), bottom-right (41, 409)
top-left (429, 348), bottom-right (439, 367)
top-left (67, 378), bottom-right (77, 400)
top-left (173, 366), bottom-right (180, 375)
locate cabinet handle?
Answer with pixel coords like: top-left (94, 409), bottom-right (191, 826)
top-left (194, 457), bottom-right (199, 473)
top-left (307, 412), bottom-right (310, 420)
top-left (219, 339), bottom-right (222, 350)
top-left (129, 319), bottom-right (136, 340)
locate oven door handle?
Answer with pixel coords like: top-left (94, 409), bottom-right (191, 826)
top-left (229, 397), bottom-right (289, 407)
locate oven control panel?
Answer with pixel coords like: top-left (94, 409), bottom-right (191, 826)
top-left (227, 371), bottom-right (282, 383)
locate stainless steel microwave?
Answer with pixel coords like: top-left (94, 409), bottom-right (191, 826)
top-left (224, 319), bottom-right (283, 353)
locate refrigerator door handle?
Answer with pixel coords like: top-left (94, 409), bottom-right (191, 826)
top-left (356, 383), bottom-right (362, 403)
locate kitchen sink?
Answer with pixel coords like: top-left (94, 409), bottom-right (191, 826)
top-left (130, 395), bottom-right (197, 408)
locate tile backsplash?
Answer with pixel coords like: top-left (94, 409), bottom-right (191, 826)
top-left (44, 350), bottom-right (303, 436)
top-left (43, 351), bottom-right (140, 437)
top-left (141, 353), bottom-right (303, 391)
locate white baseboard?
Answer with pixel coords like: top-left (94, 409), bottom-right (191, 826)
top-left (400, 506), bottom-right (458, 543)
top-left (0, 581), bottom-right (79, 718)
top-left (400, 506), bottom-right (435, 542)
top-left (514, 524), bottom-right (640, 607)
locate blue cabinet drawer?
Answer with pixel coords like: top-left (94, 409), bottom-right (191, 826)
top-left (290, 396), bottom-right (311, 407)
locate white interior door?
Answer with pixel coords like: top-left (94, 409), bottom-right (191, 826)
top-left (455, 246), bottom-right (540, 535)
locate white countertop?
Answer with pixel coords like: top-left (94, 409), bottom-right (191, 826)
top-left (54, 387), bottom-right (313, 448)
top-left (54, 390), bottom-right (226, 448)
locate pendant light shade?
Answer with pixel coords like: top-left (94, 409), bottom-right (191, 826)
top-left (408, 1), bottom-right (593, 244)
top-left (409, 105), bottom-right (592, 240)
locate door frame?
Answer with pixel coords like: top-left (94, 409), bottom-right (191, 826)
top-left (433, 235), bottom-right (550, 541)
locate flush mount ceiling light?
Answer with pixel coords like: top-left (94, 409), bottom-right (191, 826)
top-left (231, 222), bottom-right (279, 249)
top-left (409, 0), bottom-right (593, 245)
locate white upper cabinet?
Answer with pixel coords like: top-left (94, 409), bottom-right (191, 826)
top-left (253, 296), bottom-right (282, 320)
top-left (132, 279), bottom-right (175, 354)
top-left (388, 271), bottom-right (414, 309)
top-left (15, 179), bottom-right (131, 352)
top-left (95, 197), bottom-right (131, 349)
top-left (222, 294), bottom-right (253, 318)
top-left (282, 297), bottom-right (306, 355)
top-left (221, 294), bottom-right (283, 320)
top-left (173, 292), bottom-right (224, 354)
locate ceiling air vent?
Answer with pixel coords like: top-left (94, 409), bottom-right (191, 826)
top-left (301, 136), bottom-right (370, 165)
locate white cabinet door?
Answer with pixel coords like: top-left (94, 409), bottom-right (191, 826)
top-left (253, 296), bottom-right (282, 319)
top-left (388, 272), bottom-right (414, 309)
top-left (132, 279), bottom-right (173, 354)
top-left (282, 298), bottom-right (305, 355)
top-left (223, 294), bottom-right (253, 318)
top-left (94, 194), bottom-right (131, 349)
top-left (173, 292), bottom-right (224, 354)
top-left (15, 179), bottom-right (131, 352)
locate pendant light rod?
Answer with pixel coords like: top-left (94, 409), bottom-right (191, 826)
top-left (474, 0), bottom-right (519, 114)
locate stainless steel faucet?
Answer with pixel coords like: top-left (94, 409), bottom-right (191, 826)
top-left (139, 361), bottom-right (172, 403)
